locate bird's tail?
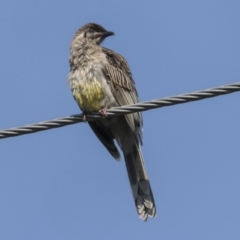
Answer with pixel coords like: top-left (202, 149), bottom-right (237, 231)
top-left (123, 144), bottom-right (156, 221)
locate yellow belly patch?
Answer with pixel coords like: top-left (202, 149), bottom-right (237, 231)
top-left (74, 80), bottom-right (104, 112)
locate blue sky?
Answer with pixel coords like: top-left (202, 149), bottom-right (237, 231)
top-left (1, 1), bottom-right (240, 239)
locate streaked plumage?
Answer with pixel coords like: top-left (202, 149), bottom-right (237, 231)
top-left (68, 23), bottom-right (156, 220)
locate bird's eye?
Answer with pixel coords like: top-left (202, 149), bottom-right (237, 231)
top-left (89, 28), bottom-right (94, 33)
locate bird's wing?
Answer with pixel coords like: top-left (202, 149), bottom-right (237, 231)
top-left (102, 47), bottom-right (143, 144)
top-left (102, 48), bottom-right (156, 219)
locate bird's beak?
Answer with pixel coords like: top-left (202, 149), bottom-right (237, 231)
top-left (102, 31), bottom-right (114, 37)
top-left (93, 31), bottom-right (114, 44)
top-left (96, 31), bottom-right (114, 38)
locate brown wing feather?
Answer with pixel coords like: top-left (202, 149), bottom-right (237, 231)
top-left (102, 47), bottom-right (143, 144)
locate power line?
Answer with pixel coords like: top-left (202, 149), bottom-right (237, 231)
top-left (0, 81), bottom-right (239, 139)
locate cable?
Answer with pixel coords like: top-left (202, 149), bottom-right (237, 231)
top-left (0, 81), bottom-right (239, 139)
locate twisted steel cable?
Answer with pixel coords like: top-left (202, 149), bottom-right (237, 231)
top-left (0, 81), bottom-right (239, 139)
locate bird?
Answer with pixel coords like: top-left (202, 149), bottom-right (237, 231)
top-left (68, 23), bottom-right (156, 221)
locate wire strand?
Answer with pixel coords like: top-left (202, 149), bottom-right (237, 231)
top-left (0, 81), bottom-right (239, 139)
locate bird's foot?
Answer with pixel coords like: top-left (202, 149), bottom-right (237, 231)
top-left (99, 107), bottom-right (108, 118)
top-left (82, 112), bottom-right (87, 122)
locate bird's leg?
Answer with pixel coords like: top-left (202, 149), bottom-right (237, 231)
top-left (99, 107), bottom-right (108, 118)
top-left (82, 111), bottom-right (87, 122)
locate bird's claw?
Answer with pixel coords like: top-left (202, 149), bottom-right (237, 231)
top-left (99, 108), bottom-right (108, 118)
top-left (82, 112), bottom-right (87, 122)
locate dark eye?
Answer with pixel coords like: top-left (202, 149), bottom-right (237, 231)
top-left (89, 28), bottom-right (94, 33)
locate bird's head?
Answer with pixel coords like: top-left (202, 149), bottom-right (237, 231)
top-left (74, 23), bottom-right (114, 45)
